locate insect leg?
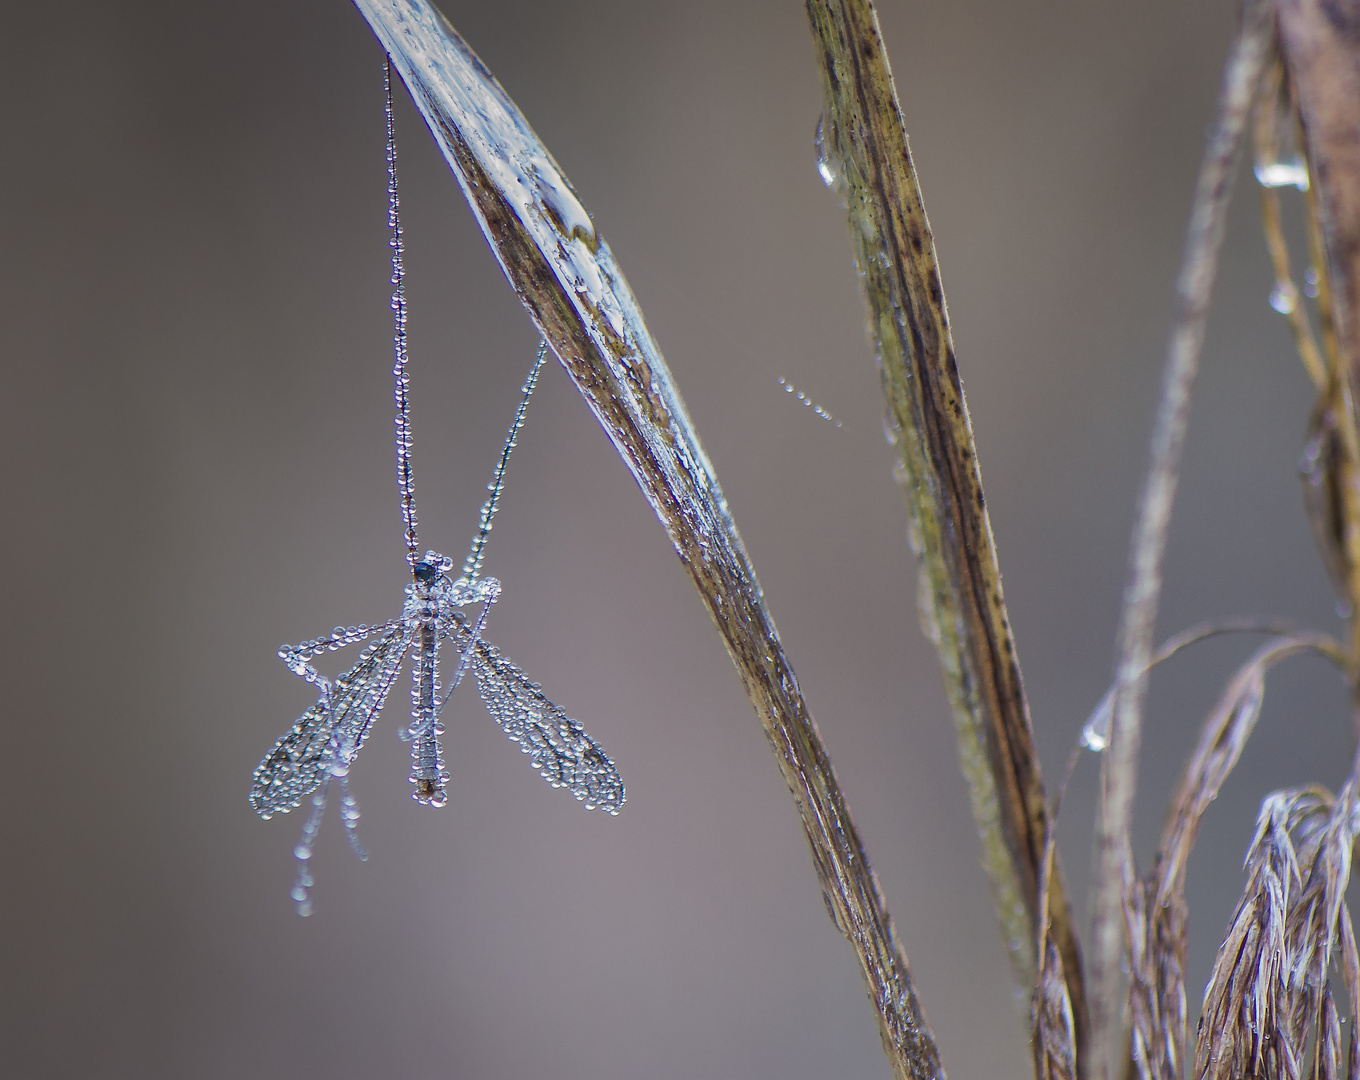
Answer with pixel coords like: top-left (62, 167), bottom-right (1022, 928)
top-left (277, 622), bottom-right (395, 708)
top-left (290, 778), bottom-right (330, 917)
top-left (336, 775), bottom-right (368, 862)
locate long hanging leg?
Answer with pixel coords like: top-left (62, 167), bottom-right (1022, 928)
top-left (264, 622), bottom-right (410, 914)
top-left (290, 779), bottom-right (329, 917)
top-left (336, 774), bottom-right (368, 861)
top-left (277, 622), bottom-right (395, 706)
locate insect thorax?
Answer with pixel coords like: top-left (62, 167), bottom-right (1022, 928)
top-left (405, 549), bottom-right (501, 617)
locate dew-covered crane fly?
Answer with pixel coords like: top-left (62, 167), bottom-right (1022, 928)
top-left (248, 61), bottom-right (623, 916)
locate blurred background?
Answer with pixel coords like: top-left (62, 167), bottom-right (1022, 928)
top-left (0, 1), bottom-right (1350, 1077)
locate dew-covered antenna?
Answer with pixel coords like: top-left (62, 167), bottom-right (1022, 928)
top-left (461, 339), bottom-right (548, 582)
top-left (386, 58), bottom-right (420, 573)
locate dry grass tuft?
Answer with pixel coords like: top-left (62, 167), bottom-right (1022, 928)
top-left (1195, 786), bottom-right (1328, 1080)
top-left (1191, 780), bottom-right (1360, 1080)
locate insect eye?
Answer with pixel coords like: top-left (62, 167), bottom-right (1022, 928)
top-left (413, 561), bottom-right (438, 583)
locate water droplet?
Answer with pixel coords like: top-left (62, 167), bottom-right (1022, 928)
top-left (1080, 689), bottom-right (1114, 752)
top-left (533, 162), bottom-right (598, 252)
top-left (1270, 281), bottom-right (1297, 314)
top-left (814, 113), bottom-right (849, 205)
top-left (294, 844), bottom-right (313, 860)
top-left (1081, 728), bottom-right (1108, 752)
top-left (1305, 267), bottom-right (1320, 298)
top-left (776, 376), bottom-right (841, 427)
top-left (1255, 156), bottom-right (1309, 191)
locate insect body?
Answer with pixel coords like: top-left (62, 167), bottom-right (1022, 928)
top-left (249, 542), bottom-right (624, 913)
top-left (249, 62), bottom-right (623, 916)
top-left (250, 550), bottom-right (624, 820)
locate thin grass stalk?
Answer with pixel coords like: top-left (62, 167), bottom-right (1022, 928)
top-left (1255, 44), bottom-right (1360, 686)
top-left (351, 2), bottom-right (944, 1076)
top-left (1277, 0), bottom-right (1360, 678)
top-left (1090, 3), bottom-right (1277, 1074)
top-left (801, 0), bottom-right (1086, 1049)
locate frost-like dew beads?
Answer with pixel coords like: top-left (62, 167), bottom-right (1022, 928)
top-left (249, 60), bottom-right (622, 917)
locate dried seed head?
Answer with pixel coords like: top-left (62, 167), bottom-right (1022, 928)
top-left (1193, 786), bottom-right (1355, 1080)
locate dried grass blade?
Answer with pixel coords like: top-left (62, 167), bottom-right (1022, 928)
top-left (802, 0), bottom-right (1084, 1041)
top-left (1301, 400), bottom-right (1357, 607)
top-left (1316, 988), bottom-right (1342, 1080)
top-left (1126, 880), bottom-right (1188, 1080)
top-left (1091, 2), bottom-right (1278, 1073)
top-left (352, 3), bottom-right (944, 1077)
top-left (1285, 778), bottom-right (1358, 1059)
top-left (1034, 936), bottom-right (1079, 1080)
top-left (1035, 821), bottom-right (1079, 1080)
top-left (1277, 0), bottom-right (1360, 662)
top-left (1277, 0), bottom-right (1360, 392)
top-left (1337, 908), bottom-right (1360, 1080)
top-left (1156, 634), bottom-right (1342, 889)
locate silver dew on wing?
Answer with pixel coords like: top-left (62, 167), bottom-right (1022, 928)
top-left (461, 632), bottom-right (625, 814)
top-left (250, 626), bottom-right (411, 818)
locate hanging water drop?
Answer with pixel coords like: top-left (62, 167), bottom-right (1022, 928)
top-left (1080, 689), bottom-right (1114, 752)
top-left (1254, 156), bottom-right (1309, 191)
top-left (1269, 281), bottom-right (1297, 314)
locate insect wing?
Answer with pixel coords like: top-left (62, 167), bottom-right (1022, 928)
top-left (250, 625), bottom-right (409, 817)
top-left (468, 638), bottom-right (625, 813)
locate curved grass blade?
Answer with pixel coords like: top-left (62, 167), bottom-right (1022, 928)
top-left (352, 3), bottom-right (942, 1074)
